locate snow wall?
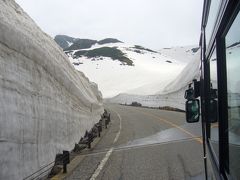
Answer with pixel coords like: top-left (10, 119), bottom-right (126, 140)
top-left (0, 1), bottom-right (103, 179)
top-left (108, 52), bottom-right (200, 110)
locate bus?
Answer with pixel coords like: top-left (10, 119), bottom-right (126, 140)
top-left (185, 0), bottom-right (240, 179)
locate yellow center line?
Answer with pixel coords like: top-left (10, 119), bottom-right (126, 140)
top-left (134, 109), bottom-right (203, 144)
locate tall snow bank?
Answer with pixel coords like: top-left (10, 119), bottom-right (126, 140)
top-left (0, 1), bottom-right (103, 179)
top-left (161, 51), bottom-right (201, 94)
top-left (108, 51), bottom-right (200, 110)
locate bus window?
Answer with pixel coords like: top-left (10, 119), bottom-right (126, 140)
top-left (205, 0), bottom-right (221, 47)
top-left (225, 11), bottom-right (240, 180)
top-left (209, 49), bottom-right (219, 158)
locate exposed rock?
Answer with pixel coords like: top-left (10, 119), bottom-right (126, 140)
top-left (54, 35), bottom-right (78, 49)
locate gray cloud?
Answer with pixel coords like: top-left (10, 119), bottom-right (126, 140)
top-left (15, 0), bottom-right (203, 49)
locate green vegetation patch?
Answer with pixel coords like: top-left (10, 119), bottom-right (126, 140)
top-left (73, 47), bottom-right (133, 66)
top-left (134, 45), bottom-right (157, 53)
top-left (98, 38), bottom-right (122, 45)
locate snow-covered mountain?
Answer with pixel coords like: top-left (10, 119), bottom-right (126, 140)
top-left (55, 35), bottom-right (122, 50)
top-left (55, 35), bottom-right (199, 98)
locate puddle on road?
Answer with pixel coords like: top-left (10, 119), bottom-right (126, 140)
top-left (120, 122), bottom-right (202, 149)
top-left (81, 123), bottom-right (202, 156)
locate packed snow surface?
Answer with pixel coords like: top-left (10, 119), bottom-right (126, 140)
top-left (0, 1), bottom-right (103, 179)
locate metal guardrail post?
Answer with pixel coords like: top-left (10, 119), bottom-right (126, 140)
top-left (62, 151), bottom-right (70, 173)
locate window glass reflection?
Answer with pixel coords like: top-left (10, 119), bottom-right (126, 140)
top-left (205, 0), bottom-right (221, 47)
top-left (209, 49), bottom-right (219, 158)
top-left (225, 12), bottom-right (240, 180)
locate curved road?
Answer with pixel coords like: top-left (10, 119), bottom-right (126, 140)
top-left (66, 104), bottom-right (204, 180)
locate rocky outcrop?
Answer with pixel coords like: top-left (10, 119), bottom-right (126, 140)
top-left (54, 35), bottom-right (78, 49)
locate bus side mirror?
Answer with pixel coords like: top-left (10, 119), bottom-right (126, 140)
top-left (186, 99), bottom-right (200, 123)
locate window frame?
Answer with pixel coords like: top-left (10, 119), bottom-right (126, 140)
top-left (201, 0), bottom-right (240, 179)
top-left (221, 3), bottom-right (240, 179)
top-left (206, 44), bottom-right (220, 163)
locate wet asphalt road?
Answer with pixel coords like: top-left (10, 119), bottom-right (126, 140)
top-left (66, 104), bottom-right (204, 180)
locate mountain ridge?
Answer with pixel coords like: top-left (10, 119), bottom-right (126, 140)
top-left (54, 35), bottom-right (123, 50)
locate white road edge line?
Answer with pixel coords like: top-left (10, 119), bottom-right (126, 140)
top-left (89, 109), bottom-right (122, 180)
top-left (89, 148), bottom-right (113, 180)
top-left (113, 112), bottom-right (122, 143)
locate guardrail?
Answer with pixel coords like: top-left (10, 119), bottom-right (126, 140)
top-left (23, 110), bottom-right (111, 179)
top-left (23, 161), bottom-right (55, 180)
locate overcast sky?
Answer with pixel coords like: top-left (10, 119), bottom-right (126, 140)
top-left (15, 0), bottom-right (203, 49)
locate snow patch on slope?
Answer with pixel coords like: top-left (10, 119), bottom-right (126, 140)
top-left (158, 46), bottom-right (199, 63)
top-left (67, 41), bottom-right (74, 47)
